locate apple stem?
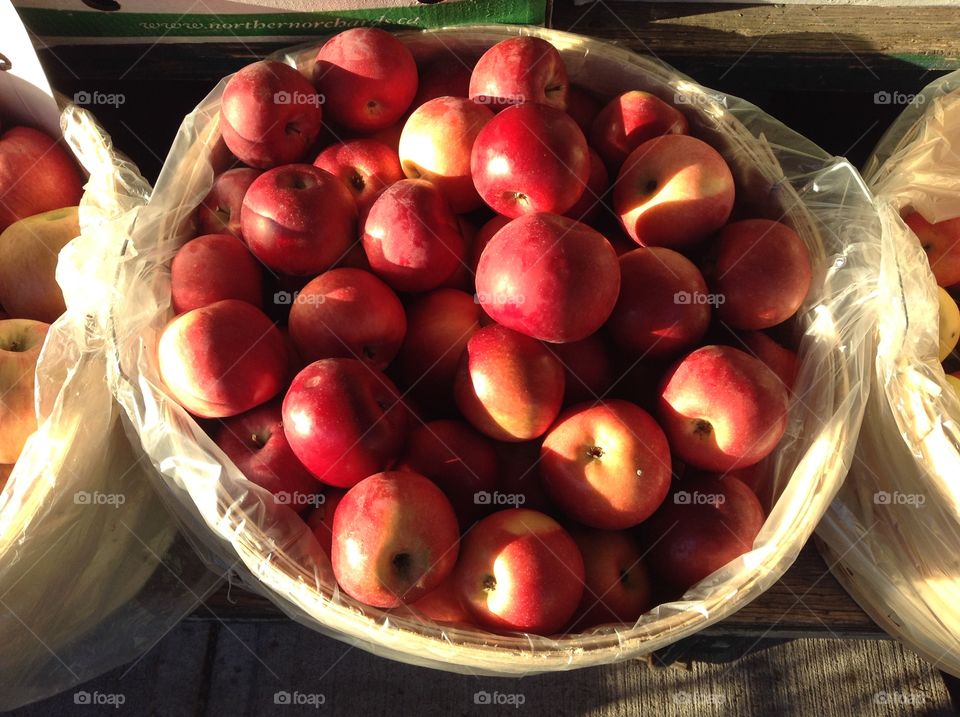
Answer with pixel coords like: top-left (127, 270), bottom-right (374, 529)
top-left (587, 446), bottom-right (604, 459)
top-left (693, 419), bottom-right (713, 437)
top-left (482, 574), bottom-right (497, 592)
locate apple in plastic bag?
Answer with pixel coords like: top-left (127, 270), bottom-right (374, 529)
top-left (331, 471), bottom-right (459, 608)
top-left (468, 36), bottom-right (569, 111)
top-left (540, 400), bottom-right (672, 529)
top-left (590, 90), bottom-right (689, 169)
top-left (220, 61), bottom-right (323, 169)
top-left (170, 233), bottom-right (263, 314)
top-left (455, 508), bottom-right (584, 635)
top-left (902, 211), bottom-right (960, 288)
top-left (938, 286), bottom-right (960, 361)
top-left (641, 474), bottom-right (765, 592)
top-left (313, 139), bottom-right (404, 214)
top-left (657, 345), bottom-right (789, 472)
top-left (196, 167), bottom-right (260, 239)
top-left (0, 319), bottom-right (48, 464)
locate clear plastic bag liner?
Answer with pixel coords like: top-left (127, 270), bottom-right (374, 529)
top-left (0, 104), bottom-right (221, 709)
top-left (816, 71), bottom-right (960, 678)
top-left (104, 26), bottom-right (880, 674)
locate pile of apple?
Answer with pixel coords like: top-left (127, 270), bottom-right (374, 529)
top-left (901, 211), bottom-right (960, 388)
top-left (0, 120), bottom-right (86, 488)
top-left (158, 29), bottom-right (813, 636)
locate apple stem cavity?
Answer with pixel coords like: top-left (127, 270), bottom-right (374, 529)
top-left (643, 179), bottom-right (658, 195)
top-left (587, 446), bottom-right (604, 459)
top-left (693, 418), bottom-right (713, 437)
top-left (350, 173), bottom-right (366, 192)
top-left (392, 552), bottom-right (413, 579)
top-left (482, 574), bottom-right (497, 592)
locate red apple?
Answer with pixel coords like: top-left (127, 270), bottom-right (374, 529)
top-left (455, 509), bottom-right (584, 635)
top-left (469, 215), bottom-right (510, 273)
top-left (196, 167), bottom-right (260, 238)
top-left (549, 333), bottom-right (614, 404)
top-left (368, 122), bottom-right (404, 153)
top-left (332, 471), bottom-right (459, 608)
top-left (468, 37), bottom-right (568, 111)
top-left (220, 61), bottom-right (323, 169)
top-left (362, 178), bottom-right (465, 293)
top-left (409, 576), bottom-right (473, 624)
top-left (441, 217), bottom-right (478, 291)
top-left (171, 233), bottom-right (263, 314)
top-left (607, 247), bottom-right (711, 359)
top-left (740, 331), bottom-right (798, 392)
top-left (397, 288), bottom-right (482, 405)
top-left (564, 148), bottom-right (609, 224)
top-left (314, 28), bottom-right (418, 133)
top-left (158, 299), bottom-right (287, 419)
top-left (641, 474), bottom-right (765, 591)
top-left (313, 139), bottom-right (404, 214)
top-left (590, 91), bottom-right (689, 169)
top-left (0, 319), bottom-right (48, 463)
top-left (475, 213), bottom-right (620, 343)
top-left (213, 399), bottom-right (320, 509)
top-left (306, 489), bottom-right (347, 558)
top-left (614, 134), bottom-right (735, 247)
top-left (657, 345), bottom-right (789, 472)
top-left (398, 419), bottom-right (498, 527)
top-left (902, 211), bottom-right (960, 288)
top-left (493, 440), bottom-right (553, 513)
top-left (565, 85), bottom-right (601, 136)
top-left (567, 527), bottom-right (652, 629)
top-left (240, 164), bottom-right (357, 276)
top-left (471, 103), bottom-right (589, 218)
top-left (282, 358), bottom-right (408, 488)
top-left (288, 268), bottom-right (406, 370)
top-left (454, 324), bottom-right (565, 442)
top-left (0, 127), bottom-right (83, 232)
top-left (541, 400), bottom-right (672, 529)
top-left (398, 96), bottom-right (493, 213)
top-left (705, 219), bottom-right (812, 330)
top-left (411, 58), bottom-right (473, 109)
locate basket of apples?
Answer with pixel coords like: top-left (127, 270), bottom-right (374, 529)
top-left (105, 26), bottom-right (879, 673)
top-left (815, 72), bottom-right (960, 679)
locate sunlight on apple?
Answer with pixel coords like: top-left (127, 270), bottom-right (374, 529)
top-left (486, 555), bottom-right (513, 614)
top-left (486, 156), bottom-right (511, 177)
top-left (289, 408), bottom-right (313, 437)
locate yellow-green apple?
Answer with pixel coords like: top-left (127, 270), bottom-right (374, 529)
top-left (705, 219), bottom-right (812, 330)
top-left (313, 139), bottom-right (404, 214)
top-left (288, 267), bottom-right (406, 370)
top-left (468, 36), bottom-right (568, 111)
top-left (240, 164), bottom-right (357, 276)
top-left (475, 213), bottom-right (619, 343)
top-left (362, 178), bottom-right (465, 292)
top-left (196, 168), bottom-right (260, 238)
top-left (549, 333), bottom-right (614, 405)
top-left (212, 399), bottom-right (320, 510)
top-left (399, 96), bottom-right (494, 213)
top-left (564, 148), bottom-right (609, 224)
top-left (641, 474), bottom-right (764, 592)
top-left (306, 488), bottom-right (347, 558)
top-left (314, 28), bottom-right (418, 133)
top-left (567, 527), bottom-right (652, 629)
top-left (411, 58), bottom-right (472, 109)
top-left (938, 286), bottom-right (960, 361)
top-left (607, 247), bottom-right (711, 359)
top-left (540, 400), bottom-right (672, 529)
top-left (331, 470), bottom-right (459, 608)
top-left (409, 575), bottom-right (473, 624)
top-left (902, 211), bottom-right (960, 287)
top-left (0, 206), bottom-right (79, 322)
top-left (170, 233), bottom-right (263, 314)
top-left (471, 103), bottom-right (589, 217)
top-left (0, 127), bottom-right (84, 232)
top-left (0, 319), bottom-right (48, 463)
top-left (739, 331), bottom-right (798, 392)
top-left (455, 508), bottom-right (584, 635)
top-left (397, 288), bottom-right (482, 407)
top-left (220, 61), bottom-right (323, 169)
top-left (590, 91), bottom-right (688, 169)
top-left (566, 85), bottom-right (601, 136)
top-left (282, 358), bottom-right (408, 488)
top-left (657, 345), bottom-right (789, 472)
top-left (158, 299), bottom-right (287, 418)
top-left (397, 419), bottom-right (498, 527)
top-left (614, 134), bottom-right (735, 247)
top-left (454, 324), bottom-right (565, 442)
